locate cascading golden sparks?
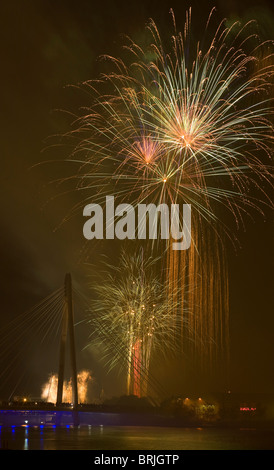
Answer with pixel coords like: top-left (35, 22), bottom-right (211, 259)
top-left (86, 250), bottom-right (190, 397)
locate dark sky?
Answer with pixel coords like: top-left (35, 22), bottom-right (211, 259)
top-left (0, 0), bottom-right (273, 401)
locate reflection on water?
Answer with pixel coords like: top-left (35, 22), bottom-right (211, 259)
top-left (1, 424), bottom-right (274, 450)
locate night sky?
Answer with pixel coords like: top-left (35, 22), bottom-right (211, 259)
top-left (0, 0), bottom-right (273, 401)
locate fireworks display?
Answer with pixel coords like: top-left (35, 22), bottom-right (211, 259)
top-left (1, 0), bottom-right (274, 452)
top-left (86, 250), bottom-right (190, 397)
top-left (41, 370), bottom-right (92, 404)
top-left (53, 9), bottom-right (272, 393)
top-left (59, 8), bottom-right (273, 237)
top-left (50, 8), bottom-right (273, 394)
top-left (32, 6), bottom-right (272, 398)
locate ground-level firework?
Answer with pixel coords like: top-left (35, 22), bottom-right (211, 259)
top-left (41, 370), bottom-right (92, 404)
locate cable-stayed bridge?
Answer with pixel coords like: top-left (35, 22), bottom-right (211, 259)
top-left (0, 274), bottom-right (168, 409)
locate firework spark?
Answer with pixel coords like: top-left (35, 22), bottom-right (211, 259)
top-left (41, 370), bottom-right (92, 404)
top-left (55, 7), bottom-right (273, 241)
top-left (86, 249), bottom-right (191, 397)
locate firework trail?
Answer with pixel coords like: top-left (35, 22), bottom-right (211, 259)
top-left (86, 249), bottom-right (192, 397)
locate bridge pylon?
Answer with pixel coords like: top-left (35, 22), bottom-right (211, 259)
top-left (56, 273), bottom-right (78, 408)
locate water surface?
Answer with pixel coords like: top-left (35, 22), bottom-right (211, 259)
top-left (1, 424), bottom-right (274, 450)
